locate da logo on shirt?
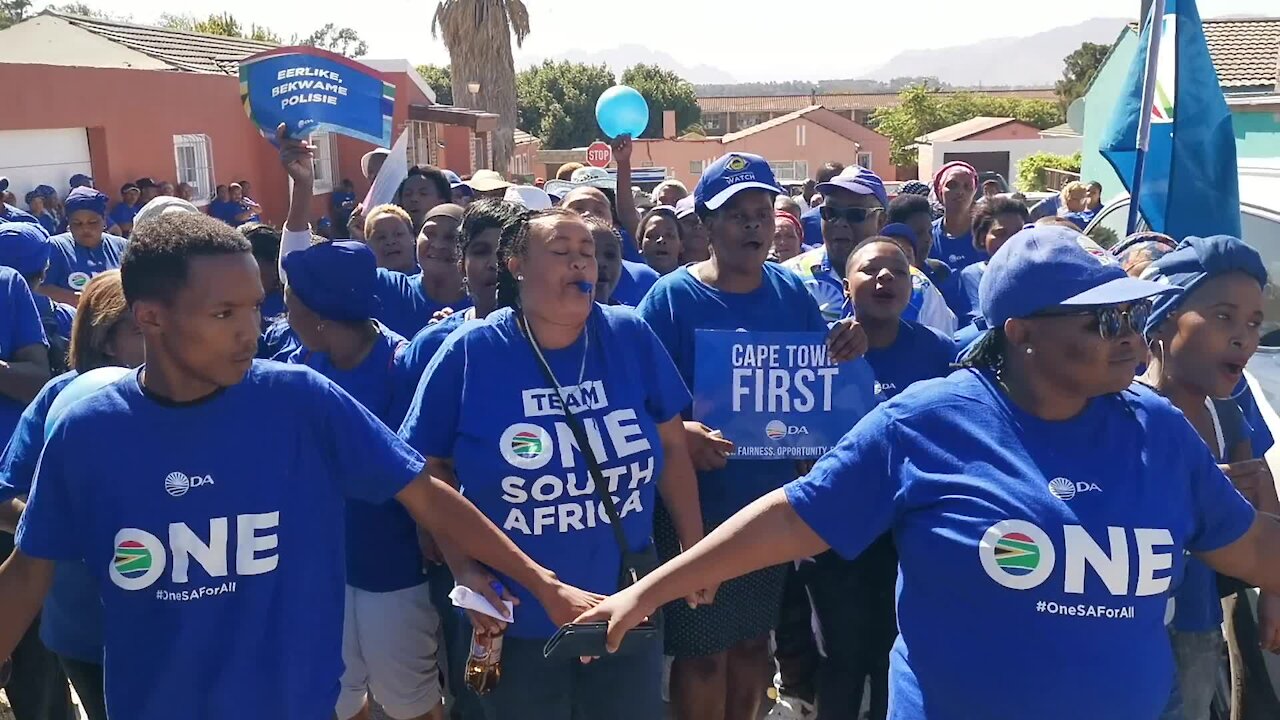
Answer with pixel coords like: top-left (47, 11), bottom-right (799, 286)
top-left (1047, 477), bottom-right (1102, 501)
top-left (68, 272), bottom-right (91, 291)
top-left (500, 424), bottom-right (553, 470)
top-left (164, 472), bottom-right (215, 497)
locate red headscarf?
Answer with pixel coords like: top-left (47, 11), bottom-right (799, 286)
top-left (774, 210), bottom-right (803, 240)
top-left (931, 161), bottom-right (978, 200)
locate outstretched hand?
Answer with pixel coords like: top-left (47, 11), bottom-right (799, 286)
top-left (275, 124), bottom-right (315, 186)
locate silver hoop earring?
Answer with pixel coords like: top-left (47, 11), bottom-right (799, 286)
top-left (1025, 347), bottom-right (1034, 355)
top-left (517, 275), bottom-right (524, 281)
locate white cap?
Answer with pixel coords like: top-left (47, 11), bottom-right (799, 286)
top-left (361, 149), bottom-right (390, 179)
top-left (504, 185), bottom-right (553, 211)
top-left (133, 196), bottom-right (200, 229)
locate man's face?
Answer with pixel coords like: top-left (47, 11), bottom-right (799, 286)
top-left (123, 188), bottom-right (140, 205)
top-left (706, 190), bottom-right (775, 273)
top-left (230, 186), bottom-right (244, 202)
top-left (135, 253), bottom-right (264, 389)
top-left (820, 187), bottom-right (885, 276)
top-left (562, 188), bottom-right (612, 223)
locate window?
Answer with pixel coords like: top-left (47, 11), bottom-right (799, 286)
top-left (795, 125), bottom-right (807, 147)
top-left (738, 113), bottom-right (763, 128)
top-left (310, 131), bottom-right (336, 194)
top-left (690, 160), bottom-right (705, 175)
top-left (704, 115), bottom-right (723, 132)
top-left (856, 152), bottom-right (873, 169)
top-left (768, 161), bottom-right (809, 182)
top-left (172, 134), bottom-right (214, 206)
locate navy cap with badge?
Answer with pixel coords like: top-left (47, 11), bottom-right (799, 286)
top-left (693, 153), bottom-right (783, 211)
top-left (978, 225), bottom-right (1180, 332)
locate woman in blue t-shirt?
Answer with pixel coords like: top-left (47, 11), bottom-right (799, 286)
top-left (955, 196), bottom-right (1031, 326)
top-left (1138, 235), bottom-right (1280, 720)
top-left (0, 269), bottom-right (144, 720)
top-left (42, 188), bottom-right (127, 307)
top-left (637, 205), bottom-right (684, 276)
top-left (399, 207), bottom-right (707, 720)
top-left (280, 240), bottom-right (448, 720)
top-left (584, 225), bottom-right (1280, 720)
top-left (636, 154), bottom-right (866, 720)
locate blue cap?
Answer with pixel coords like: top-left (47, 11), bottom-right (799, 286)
top-left (443, 169), bottom-right (465, 188)
top-left (674, 196), bottom-right (696, 219)
top-left (816, 166), bottom-right (888, 208)
top-left (1143, 235), bottom-right (1268, 336)
top-left (0, 222), bottom-right (52, 276)
top-left (35, 185), bottom-right (56, 198)
top-left (694, 153), bottom-right (782, 211)
top-left (65, 187), bottom-right (108, 217)
top-left (282, 241), bottom-right (382, 323)
top-left (979, 225), bottom-right (1178, 330)
top-left (69, 173), bottom-right (93, 189)
top-left (880, 222), bottom-right (918, 249)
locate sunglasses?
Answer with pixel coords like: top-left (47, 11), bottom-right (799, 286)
top-left (1033, 299), bottom-right (1153, 340)
top-left (820, 205), bottom-right (882, 225)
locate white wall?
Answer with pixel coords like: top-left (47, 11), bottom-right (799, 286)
top-left (0, 128), bottom-right (92, 201)
top-left (919, 137), bottom-right (1083, 183)
top-left (915, 144), bottom-right (935, 182)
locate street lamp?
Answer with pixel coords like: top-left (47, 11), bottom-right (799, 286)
top-left (467, 81), bottom-right (480, 109)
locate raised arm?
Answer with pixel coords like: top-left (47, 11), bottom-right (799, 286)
top-left (612, 135), bottom-right (640, 238)
top-left (274, 124), bottom-right (315, 281)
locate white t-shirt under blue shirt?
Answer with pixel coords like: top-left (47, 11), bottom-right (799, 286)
top-left (17, 362), bottom-right (425, 720)
top-left (784, 370), bottom-right (1255, 720)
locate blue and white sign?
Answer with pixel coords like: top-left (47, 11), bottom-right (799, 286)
top-left (693, 330), bottom-right (882, 460)
top-left (239, 46), bottom-right (395, 147)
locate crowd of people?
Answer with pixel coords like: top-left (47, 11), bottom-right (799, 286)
top-left (0, 121), bottom-right (1277, 720)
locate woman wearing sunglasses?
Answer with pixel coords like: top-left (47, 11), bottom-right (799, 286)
top-left (580, 225), bottom-right (1280, 720)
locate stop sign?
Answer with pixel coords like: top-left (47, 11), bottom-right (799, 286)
top-left (586, 141), bottom-right (612, 168)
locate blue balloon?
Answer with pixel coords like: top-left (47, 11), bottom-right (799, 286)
top-left (44, 366), bottom-right (132, 440)
top-left (595, 85), bottom-right (650, 140)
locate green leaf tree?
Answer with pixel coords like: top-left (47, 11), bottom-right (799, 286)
top-left (516, 60), bottom-right (616, 149)
top-left (416, 64), bottom-right (454, 105)
top-left (1014, 150), bottom-right (1082, 192)
top-left (1055, 41), bottom-right (1111, 111)
top-left (158, 12), bottom-right (280, 43)
top-left (0, 0), bottom-right (33, 30)
top-left (619, 63), bottom-right (701, 139)
top-left (300, 23), bottom-right (368, 58)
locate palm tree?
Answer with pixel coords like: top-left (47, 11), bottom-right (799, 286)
top-left (432, 0), bottom-right (530, 174)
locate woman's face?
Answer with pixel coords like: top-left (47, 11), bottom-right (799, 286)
top-left (655, 185), bottom-right (686, 207)
top-left (707, 190), bottom-right (775, 275)
top-left (983, 213), bottom-right (1025, 257)
top-left (419, 216), bottom-right (460, 274)
top-left (1157, 273), bottom-right (1264, 398)
top-left (942, 174), bottom-right (974, 215)
top-left (773, 218), bottom-right (803, 263)
top-left (366, 214), bottom-right (417, 273)
top-left (1064, 191), bottom-right (1087, 213)
top-left (678, 213), bottom-right (711, 263)
top-left (592, 228), bottom-right (623, 303)
top-left (159, 182), bottom-right (175, 197)
top-left (283, 285), bottom-right (327, 353)
top-left (124, 188), bottom-right (141, 206)
top-left (103, 310), bottom-right (146, 368)
top-left (1016, 303), bottom-right (1148, 398)
top-left (843, 241), bottom-right (912, 324)
top-left (229, 186), bottom-right (243, 202)
top-left (69, 210), bottom-right (105, 246)
top-left (562, 188), bottom-right (612, 223)
top-left (509, 216), bottom-right (597, 323)
top-left (462, 227), bottom-right (501, 313)
top-left (641, 215), bottom-right (683, 275)
top-left (399, 176), bottom-right (443, 218)
top-left (28, 196), bottom-right (44, 214)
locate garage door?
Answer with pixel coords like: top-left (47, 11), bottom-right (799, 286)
top-left (0, 128), bottom-right (92, 201)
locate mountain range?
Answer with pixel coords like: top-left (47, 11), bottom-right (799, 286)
top-left (521, 44), bottom-right (737, 84)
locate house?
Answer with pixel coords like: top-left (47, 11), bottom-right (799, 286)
top-left (696, 88), bottom-right (1058, 135)
top-left (534, 106), bottom-right (895, 189)
top-left (913, 116), bottom-right (1082, 183)
top-left (1080, 16), bottom-right (1280, 200)
top-left (509, 129), bottom-right (543, 180)
top-left (0, 11), bottom-right (498, 226)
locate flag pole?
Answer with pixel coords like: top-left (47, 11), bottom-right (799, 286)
top-left (1127, 0), bottom-right (1167, 235)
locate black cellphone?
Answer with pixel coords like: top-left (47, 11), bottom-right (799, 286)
top-left (542, 621), bottom-right (658, 659)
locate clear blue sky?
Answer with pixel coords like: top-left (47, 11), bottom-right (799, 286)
top-left (52, 0), bottom-right (1280, 82)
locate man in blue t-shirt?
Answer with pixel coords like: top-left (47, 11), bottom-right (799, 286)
top-left (108, 183), bottom-right (141, 238)
top-left (0, 208), bottom-right (598, 720)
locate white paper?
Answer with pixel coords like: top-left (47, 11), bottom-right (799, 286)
top-left (362, 128), bottom-right (411, 210)
top-left (449, 585), bottom-right (515, 623)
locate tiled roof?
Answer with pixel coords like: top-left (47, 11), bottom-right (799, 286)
top-left (697, 88), bottom-right (1057, 114)
top-left (720, 106), bottom-right (818, 142)
top-left (1124, 17), bottom-right (1280, 91)
top-left (719, 105), bottom-right (885, 144)
top-left (47, 10), bottom-right (278, 74)
top-left (917, 116), bottom-right (1025, 143)
top-left (514, 129), bottom-right (540, 145)
top-left (1039, 122), bottom-right (1082, 137)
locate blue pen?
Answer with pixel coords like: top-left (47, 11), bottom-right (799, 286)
top-left (573, 280), bottom-right (594, 294)
top-left (490, 580), bottom-right (506, 597)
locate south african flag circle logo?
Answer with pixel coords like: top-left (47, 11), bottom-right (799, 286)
top-left (979, 520), bottom-right (1055, 591)
top-left (108, 529), bottom-right (166, 591)
top-left (765, 421), bottom-right (787, 441)
top-left (499, 424), bottom-right (553, 470)
top-left (114, 540), bottom-right (152, 578)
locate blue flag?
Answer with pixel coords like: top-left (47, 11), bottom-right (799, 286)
top-left (692, 330), bottom-right (882, 460)
top-left (1099, 0), bottom-right (1240, 239)
top-left (239, 46), bottom-right (395, 147)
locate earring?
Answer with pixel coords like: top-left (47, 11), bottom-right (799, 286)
top-left (517, 275), bottom-right (524, 281)
top-left (1025, 347), bottom-right (1034, 355)
top-left (317, 322), bottom-right (326, 333)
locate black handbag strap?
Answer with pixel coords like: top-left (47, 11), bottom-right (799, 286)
top-left (518, 313), bottom-right (634, 566)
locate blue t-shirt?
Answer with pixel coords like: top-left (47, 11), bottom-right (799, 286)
top-left (208, 200), bottom-right (239, 226)
top-left (800, 206), bottom-right (823, 247)
top-left (32, 293), bottom-right (76, 339)
top-left (36, 212), bottom-right (58, 236)
top-left (45, 232), bottom-right (128, 293)
top-left (286, 326), bottom-right (425, 593)
top-left (618, 226), bottom-right (642, 265)
top-left (400, 305), bottom-right (690, 638)
top-left (1235, 378), bottom-right (1274, 456)
top-left (257, 318), bottom-right (300, 361)
top-left (636, 264), bottom-right (826, 525)
top-left (373, 268), bottom-right (472, 340)
top-left (955, 262), bottom-right (985, 327)
top-left (930, 217), bottom-right (983, 272)
top-left (1, 268), bottom-right (47, 445)
top-left (16, 362), bottom-right (424, 720)
top-left (2, 203), bottom-right (40, 225)
top-left (261, 288), bottom-right (285, 329)
top-left (864, 320), bottom-right (958, 400)
top-left (784, 370), bottom-right (1256, 720)
top-left (108, 202), bottom-right (137, 231)
top-left (394, 310), bottom-right (474, 422)
top-left (0, 371), bottom-right (102, 662)
top-left (613, 259), bottom-right (659, 307)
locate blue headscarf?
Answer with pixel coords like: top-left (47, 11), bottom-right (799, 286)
top-left (65, 187), bottom-right (109, 218)
top-left (0, 221), bottom-right (53, 276)
top-left (281, 241), bottom-right (381, 323)
top-left (1144, 235), bottom-right (1268, 336)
